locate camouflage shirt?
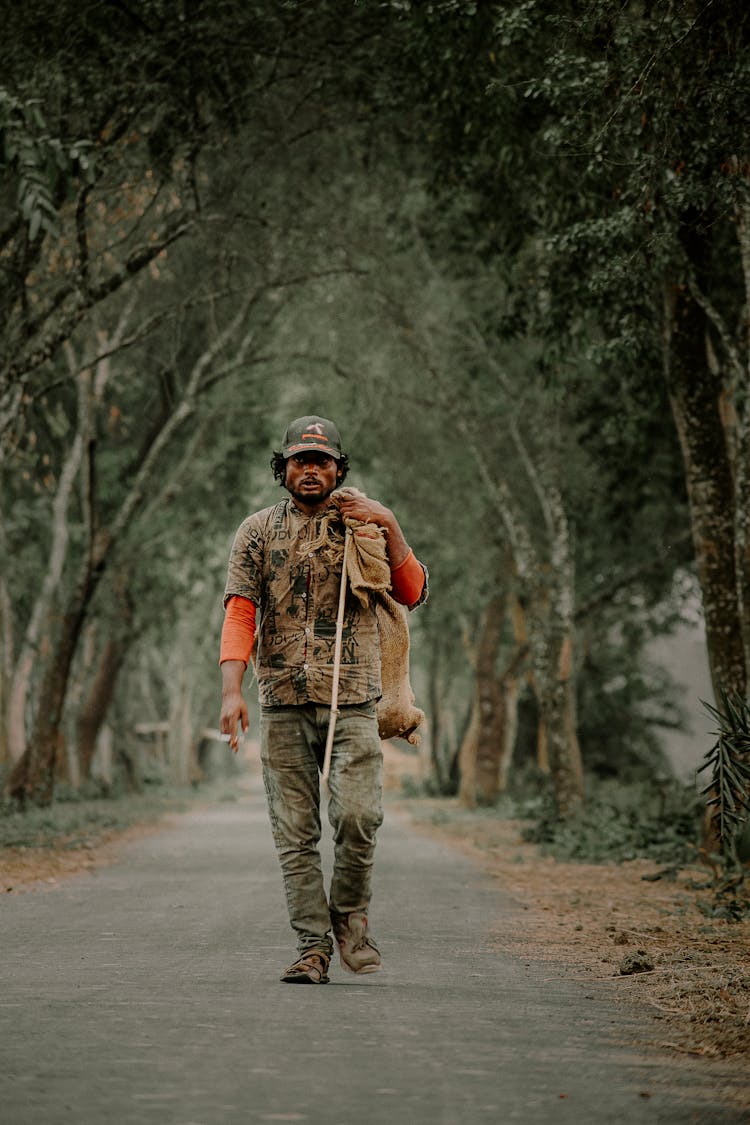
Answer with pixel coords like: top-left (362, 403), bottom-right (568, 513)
top-left (224, 499), bottom-right (382, 707)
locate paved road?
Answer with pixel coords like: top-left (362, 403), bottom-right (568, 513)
top-left (1, 785), bottom-right (746, 1125)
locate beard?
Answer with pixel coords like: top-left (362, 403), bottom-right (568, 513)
top-left (286, 479), bottom-right (337, 507)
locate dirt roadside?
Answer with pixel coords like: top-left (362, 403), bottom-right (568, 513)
top-left (394, 798), bottom-right (750, 1084)
top-left (0, 819), bottom-right (170, 894)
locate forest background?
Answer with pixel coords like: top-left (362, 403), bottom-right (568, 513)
top-left (2, 0), bottom-right (750, 879)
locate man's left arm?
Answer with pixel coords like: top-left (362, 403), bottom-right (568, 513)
top-left (335, 493), bottom-right (428, 608)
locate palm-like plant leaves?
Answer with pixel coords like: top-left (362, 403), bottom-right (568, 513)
top-left (699, 690), bottom-right (750, 859)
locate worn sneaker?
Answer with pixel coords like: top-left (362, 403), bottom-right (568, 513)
top-left (280, 949), bottom-right (330, 984)
top-left (331, 911), bottom-right (382, 974)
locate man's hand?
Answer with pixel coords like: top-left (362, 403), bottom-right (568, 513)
top-left (336, 491), bottom-right (391, 526)
top-left (220, 660), bottom-right (249, 753)
top-left (335, 492), bottom-right (410, 567)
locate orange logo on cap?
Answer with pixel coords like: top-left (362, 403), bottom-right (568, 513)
top-left (302, 432), bottom-right (329, 442)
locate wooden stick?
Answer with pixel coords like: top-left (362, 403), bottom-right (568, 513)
top-left (322, 528), bottom-right (351, 785)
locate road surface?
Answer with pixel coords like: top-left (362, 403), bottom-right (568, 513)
top-left (1, 785), bottom-right (745, 1124)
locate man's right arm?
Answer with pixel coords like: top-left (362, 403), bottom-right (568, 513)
top-left (220, 660), bottom-right (249, 753)
top-left (219, 595), bottom-right (257, 752)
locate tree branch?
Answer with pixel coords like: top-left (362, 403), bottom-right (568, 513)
top-left (575, 530), bottom-right (693, 622)
top-left (686, 271), bottom-right (744, 387)
top-left (4, 212), bottom-right (194, 388)
top-left (76, 185), bottom-right (92, 295)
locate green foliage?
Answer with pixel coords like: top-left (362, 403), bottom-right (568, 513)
top-left (381, 0), bottom-right (750, 361)
top-left (0, 788), bottom-right (187, 850)
top-left (0, 776), bottom-right (242, 851)
top-left (576, 658), bottom-right (678, 783)
top-left (520, 777), bottom-right (703, 865)
top-left (695, 886), bottom-right (750, 922)
top-left (699, 689), bottom-right (750, 865)
top-left (0, 88), bottom-right (94, 241)
top-left (0, 0), bottom-right (724, 809)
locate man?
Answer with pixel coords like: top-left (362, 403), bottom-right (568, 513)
top-left (219, 415), bottom-right (427, 984)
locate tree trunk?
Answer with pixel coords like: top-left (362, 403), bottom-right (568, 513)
top-left (77, 637), bottom-right (128, 780)
top-left (0, 570), bottom-right (13, 766)
top-left (457, 694), bottom-right (480, 808)
top-left (457, 592), bottom-right (509, 807)
top-left (536, 715), bottom-right (550, 773)
top-left (498, 676), bottom-right (519, 792)
top-left (514, 583), bottom-right (581, 809)
top-left (6, 555), bottom-right (102, 805)
top-left (474, 594), bottom-right (508, 804)
top-left (733, 202), bottom-right (750, 688)
top-left (535, 633), bottom-right (583, 817)
top-left (426, 635), bottom-right (449, 792)
top-left (664, 219), bottom-right (750, 857)
top-left (77, 567), bottom-right (134, 781)
top-left (663, 273), bottom-right (746, 700)
top-left (166, 647), bottom-right (195, 786)
top-left (6, 432), bottom-right (84, 764)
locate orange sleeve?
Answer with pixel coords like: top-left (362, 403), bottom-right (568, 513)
top-left (220, 595), bottom-right (257, 665)
top-left (390, 549), bottom-right (426, 607)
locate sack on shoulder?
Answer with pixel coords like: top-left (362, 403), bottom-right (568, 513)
top-left (332, 488), bottom-right (425, 745)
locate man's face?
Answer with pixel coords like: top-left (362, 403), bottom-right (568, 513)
top-left (284, 451), bottom-right (341, 508)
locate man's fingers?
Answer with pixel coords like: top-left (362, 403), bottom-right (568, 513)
top-left (220, 693), bottom-right (248, 746)
top-left (341, 502), bottom-right (379, 523)
top-left (219, 712), bottom-right (247, 750)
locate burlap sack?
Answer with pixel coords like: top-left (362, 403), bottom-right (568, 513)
top-left (330, 488), bottom-right (425, 745)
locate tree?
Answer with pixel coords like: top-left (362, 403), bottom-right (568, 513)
top-left (266, 144), bottom-right (693, 807)
top-left (383, 0), bottom-right (750, 706)
top-left (0, 0), bottom-right (395, 455)
top-left (1, 0), bottom-right (404, 804)
top-left (457, 588), bottom-right (523, 808)
top-left (1, 0), bottom-right (715, 814)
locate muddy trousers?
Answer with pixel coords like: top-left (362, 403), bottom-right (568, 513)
top-left (259, 701), bottom-right (384, 958)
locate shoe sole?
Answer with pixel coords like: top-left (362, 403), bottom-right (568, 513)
top-left (339, 959), bottom-right (382, 975)
top-left (280, 977), bottom-right (329, 984)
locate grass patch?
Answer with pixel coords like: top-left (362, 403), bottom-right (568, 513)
top-left (0, 777), bottom-right (243, 851)
top-left (519, 777), bottom-right (704, 866)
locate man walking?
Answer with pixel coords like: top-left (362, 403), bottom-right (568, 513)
top-left (219, 416), bottom-right (427, 983)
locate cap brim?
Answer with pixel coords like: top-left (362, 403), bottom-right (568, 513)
top-left (283, 442), bottom-right (341, 459)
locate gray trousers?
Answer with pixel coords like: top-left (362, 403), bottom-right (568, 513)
top-left (259, 701), bottom-right (384, 957)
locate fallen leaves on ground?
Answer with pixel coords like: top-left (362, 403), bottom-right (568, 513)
top-left (393, 796), bottom-right (750, 1080)
top-left (1, 821), bottom-right (167, 894)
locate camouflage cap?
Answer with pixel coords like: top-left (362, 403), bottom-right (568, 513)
top-left (281, 416), bottom-right (343, 460)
